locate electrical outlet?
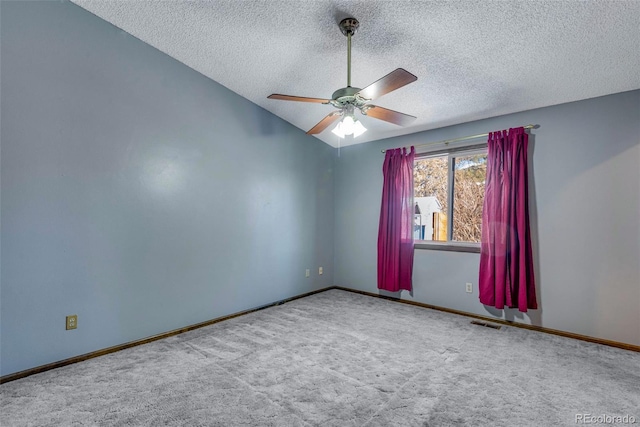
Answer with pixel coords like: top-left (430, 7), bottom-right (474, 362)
top-left (66, 315), bottom-right (78, 330)
top-left (305, 269), bottom-right (310, 278)
top-left (465, 283), bottom-right (473, 293)
top-left (319, 267), bottom-right (323, 275)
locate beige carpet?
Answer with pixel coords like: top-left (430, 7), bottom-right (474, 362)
top-left (1, 289), bottom-right (638, 426)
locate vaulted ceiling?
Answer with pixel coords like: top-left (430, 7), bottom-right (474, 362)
top-left (71, 0), bottom-right (640, 147)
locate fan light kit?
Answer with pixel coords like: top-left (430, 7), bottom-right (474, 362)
top-left (268, 17), bottom-right (418, 139)
top-left (331, 105), bottom-right (366, 138)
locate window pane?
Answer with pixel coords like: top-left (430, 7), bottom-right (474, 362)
top-left (452, 153), bottom-right (487, 242)
top-left (413, 156), bottom-right (448, 241)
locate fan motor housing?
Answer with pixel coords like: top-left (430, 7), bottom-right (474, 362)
top-left (331, 86), bottom-right (361, 100)
top-left (330, 86), bottom-right (369, 110)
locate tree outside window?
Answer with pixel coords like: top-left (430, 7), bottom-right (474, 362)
top-left (414, 149), bottom-right (487, 243)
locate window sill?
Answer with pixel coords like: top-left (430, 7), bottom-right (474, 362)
top-left (414, 241), bottom-right (481, 253)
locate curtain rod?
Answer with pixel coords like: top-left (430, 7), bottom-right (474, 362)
top-left (380, 124), bottom-right (537, 153)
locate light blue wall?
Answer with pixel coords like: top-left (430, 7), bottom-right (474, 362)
top-left (0, 1), bottom-right (334, 376)
top-left (335, 90), bottom-right (640, 346)
top-left (2, 1), bottom-right (638, 379)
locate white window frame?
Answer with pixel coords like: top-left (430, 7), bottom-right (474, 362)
top-left (414, 143), bottom-right (487, 253)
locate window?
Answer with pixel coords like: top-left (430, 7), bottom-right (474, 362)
top-left (413, 146), bottom-right (487, 247)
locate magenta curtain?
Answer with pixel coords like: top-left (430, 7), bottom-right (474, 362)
top-left (377, 147), bottom-right (415, 292)
top-left (479, 127), bottom-right (537, 312)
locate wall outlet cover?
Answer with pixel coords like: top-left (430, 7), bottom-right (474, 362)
top-left (66, 315), bottom-right (78, 330)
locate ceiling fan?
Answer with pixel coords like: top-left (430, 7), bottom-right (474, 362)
top-left (267, 17), bottom-right (418, 138)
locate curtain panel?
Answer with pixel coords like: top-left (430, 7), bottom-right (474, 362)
top-left (378, 147), bottom-right (415, 292)
top-left (479, 127), bottom-right (537, 312)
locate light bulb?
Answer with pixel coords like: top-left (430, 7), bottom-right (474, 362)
top-left (332, 121), bottom-right (345, 138)
top-left (353, 120), bottom-right (367, 137)
top-left (342, 116), bottom-right (355, 135)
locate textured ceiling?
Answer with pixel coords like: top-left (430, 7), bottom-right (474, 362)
top-left (71, 0), bottom-right (640, 148)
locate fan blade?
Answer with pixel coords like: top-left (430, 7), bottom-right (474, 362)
top-left (364, 105), bottom-right (416, 126)
top-left (268, 94), bottom-right (330, 104)
top-left (307, 111), bottom-right (342, 134)
top-left (356, 68), bottom-right (417, 101)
